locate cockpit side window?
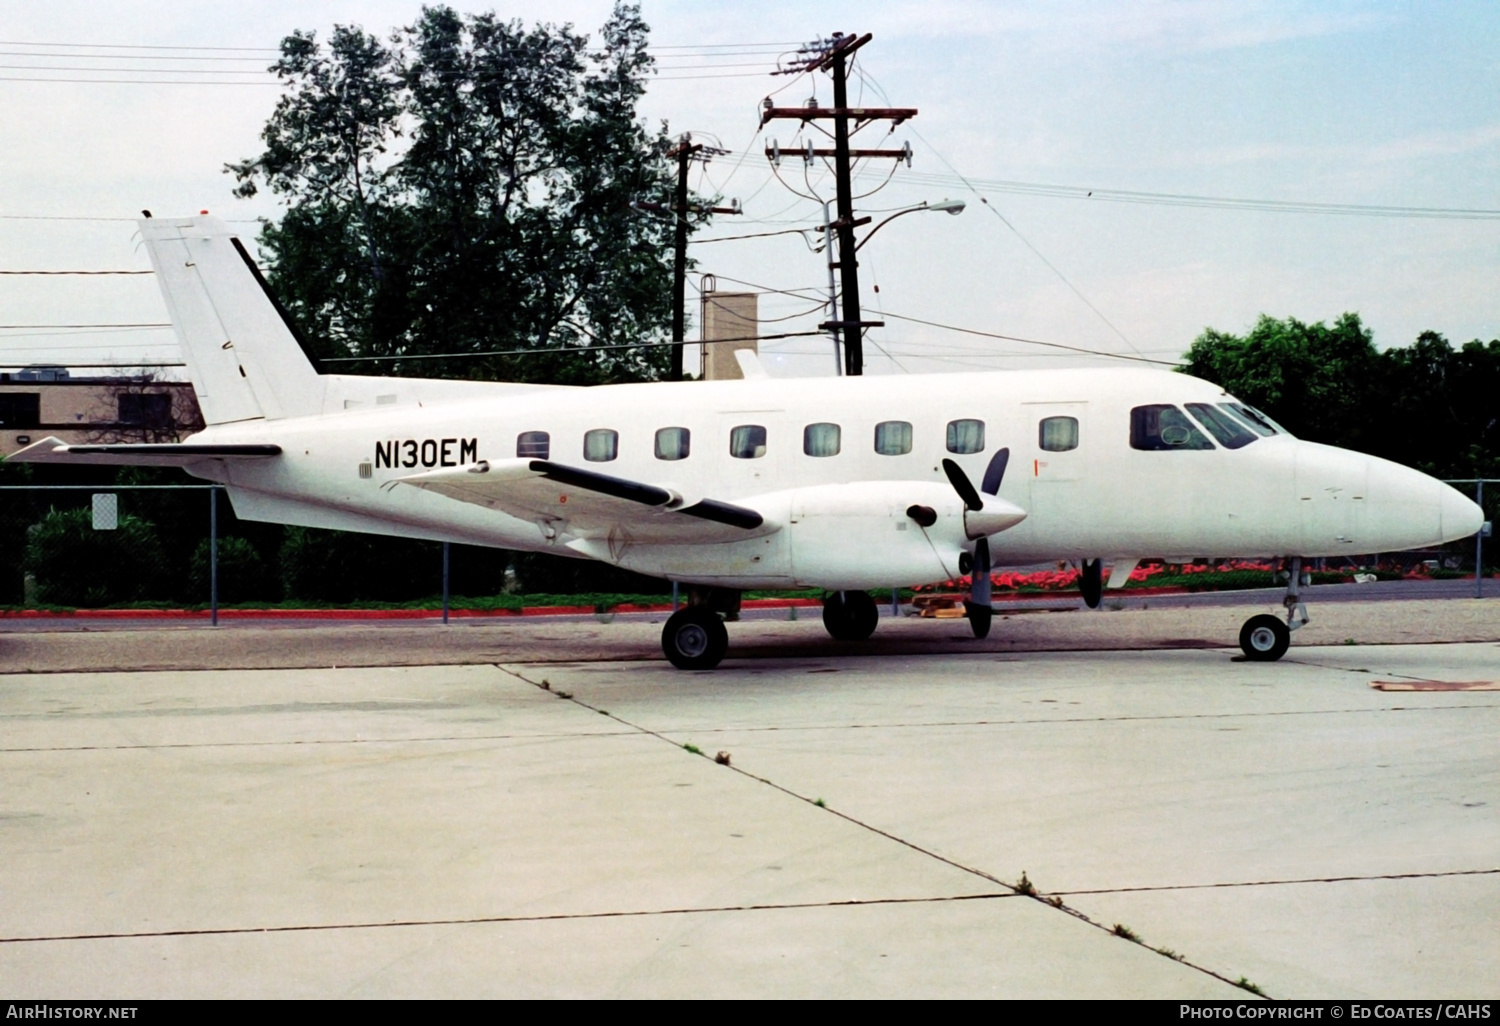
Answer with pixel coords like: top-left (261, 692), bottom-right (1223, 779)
top-left (1185, 403), bottom-right (1257, 449)
top-left (1130, 405), bottom-right (1215, 450)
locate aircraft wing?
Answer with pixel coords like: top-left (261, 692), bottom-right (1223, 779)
top-left (6, 436), bottom-right (282, 466)
top-left (396, 458), bottom-right (771, 543)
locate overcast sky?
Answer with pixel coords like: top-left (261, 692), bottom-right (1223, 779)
top-left (2, 0), bottom-right (1496, 378)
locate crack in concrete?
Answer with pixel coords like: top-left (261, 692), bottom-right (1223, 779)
top-left (0, 730), bottom-right (640, 754)
top-left (0, 892), bottom-right (1018, 945)
top-left (605, 702), bottom-right (1499, 736)
top-left (494, 664), bottom-right (1264, 998)
top-left (1052, 867), bottom-right (1500, 896)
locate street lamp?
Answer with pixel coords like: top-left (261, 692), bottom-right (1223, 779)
top-left (818, 199), bottom-right (966, 374)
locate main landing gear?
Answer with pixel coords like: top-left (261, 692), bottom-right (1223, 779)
top-left (662, 606), bottom-right (729, 670)
top-left (1238, 556), bottom-right (1309, 662)
top-left (822, 590), bottom-right (880, 641)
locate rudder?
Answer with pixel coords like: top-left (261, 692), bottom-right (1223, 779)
top-left (140, 215), bottom-right (323, 424)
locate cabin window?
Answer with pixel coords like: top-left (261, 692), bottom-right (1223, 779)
top-left (729, 424), bottom-right (767, 459)
top-left (874, 420), bottom-right (912, 456)
top-left (803, 422), bottom-right (841, 457)
top-left (655, 426), bottom-right (691, 461)
top-left (517, 430), bottom-right (550, 459)
top-left (1039, 416), bottom-right (1079, 452)
top-left (1223, 402), bottom-right (1280, 437)
top-left (1130, 405), bottom-right (1215, 450)
top-left (1185, 403), bottom-right (1256, 449)
top-left (583, 428), bottom-right (618, 462)
top-left (946, 419), bottom-right (985, 455)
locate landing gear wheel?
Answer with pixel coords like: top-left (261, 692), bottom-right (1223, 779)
top-left (1080, 558), bottom-right (1103, 609)
top-left (1239, 614), bottom-right (1290, 662)
top-left (822, 590), bottom-right (879, 641)
top-left (662, 607), bottom-right (728, 670)
top-left (965, 600), bottom-right (993, 639)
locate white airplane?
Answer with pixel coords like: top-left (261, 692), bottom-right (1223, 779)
top-left (10, 215), bottom-right (1485, 668)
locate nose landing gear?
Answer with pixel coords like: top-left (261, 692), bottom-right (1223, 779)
top-left (1238, 556), bottom-right (1308, 661)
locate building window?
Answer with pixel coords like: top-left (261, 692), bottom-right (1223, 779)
top-left (583, 429), bottom-right (618, 462)
top-left (946, 419), bottom-right (985, 454)
top-left (655, 426), bottom-right (691, 461)
top-left (517, 431), bottom-right (550, 458)
top-left (0, 393), bottom-right (41, 429)
top-left (729, 424), bottom-right (767, 459)
top-left (874, 420), bottom-right (912, 456)
top-left (1039, 416), bottom-right (1079, 452)
top-left (118, 392), bottom-right (173, 429)
top-left (803, 422), bottom-right (841, 457)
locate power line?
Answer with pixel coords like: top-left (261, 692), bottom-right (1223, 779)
top-left (0, 40), bottom-right (278, 52)
top-left (876, 310), bottom-right (1177, 366)
top-left (319, 330), bottom-right (827, 364)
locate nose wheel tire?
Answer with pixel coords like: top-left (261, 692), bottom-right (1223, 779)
top-left (822, 590), bottom-right (879, 641)
top-left (662, 607), bottom-right (729, 670)
top-left (1239, 614), bottom-right (1290, 662)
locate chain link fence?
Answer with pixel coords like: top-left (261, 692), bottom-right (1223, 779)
top-left (0, 480), bottom-right (1492, 614)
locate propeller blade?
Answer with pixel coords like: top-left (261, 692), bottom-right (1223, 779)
top-left (981, 447), bottom-right (1010, 496)
top-left (972, 536), bottom-right (992, 607)
top-left (941, 458), bottom-right (984, 511)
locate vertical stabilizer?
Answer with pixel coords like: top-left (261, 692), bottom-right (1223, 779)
top-left (139, 215), bottom-right (323, 424)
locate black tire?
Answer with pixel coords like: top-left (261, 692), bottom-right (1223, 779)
top-left (1239, 614), bottom-right (1290, 662)
top-left (965, 600), bottom-right (993, 639)
top-left (1080, 558), bottom-right (1103, 609)
top-left (822, 590), bottom-right (880, 641)
top-left (662, 607), bottom-right (728, 670)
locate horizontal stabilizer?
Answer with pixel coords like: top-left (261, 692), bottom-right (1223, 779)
top-left (6, 436), bottom-right (282, 467)
top-left (396, 458), bottom-right (770, 544)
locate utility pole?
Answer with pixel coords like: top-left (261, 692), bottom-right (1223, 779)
top-left (764, 33), bottom-right (916, 375)
top-left (664, 134), bottom-right (739, 380)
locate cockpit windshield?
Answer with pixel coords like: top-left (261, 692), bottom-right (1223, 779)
top-left (1222, 402), bottom-right (1288, 437)
top-left (1185, 403), bottom-right (1258, 449)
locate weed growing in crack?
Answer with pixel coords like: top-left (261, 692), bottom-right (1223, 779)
top-left (1015, 871), bottom-right (1036, 896)
top-left (814, 798), bottom-right (826, 808)
top-left (1155, 947), bottom-right (1184, 961)
top-left (1112, 923), bottom-right (1139, 941)
top-left (1046, 896), bottom-right (1064, 909)
top-left (1235, 977), bottom-right (1265, 996)
top-left (683, 743), bottom-right (703, 755)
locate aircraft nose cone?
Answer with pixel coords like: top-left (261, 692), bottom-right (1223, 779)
top-left (965, 498), bottom-right (1027, 539)
top-left (1439, 483), bottom-right (1484, 540)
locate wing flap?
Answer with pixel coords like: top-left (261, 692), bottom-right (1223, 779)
top-left (396, 458), bottom-right (770, 543)
top-left (6, 436), bottom-right (282, 466)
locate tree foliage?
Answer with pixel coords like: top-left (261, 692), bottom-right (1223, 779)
top-left (1182, 313), bottom-right (1500, 478)
top-left (228, 3), bottom-right (681, 384)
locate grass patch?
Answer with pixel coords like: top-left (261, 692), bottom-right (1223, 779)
top-left (813, 797), bottom-right (826, 808)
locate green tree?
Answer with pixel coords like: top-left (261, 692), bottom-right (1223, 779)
top-left (1183, 314), bottom-right (1500, 478)
top-left (229, 3), bottom-right (683, 384)
top-left (1181, 312), bottom-right (1380, 451)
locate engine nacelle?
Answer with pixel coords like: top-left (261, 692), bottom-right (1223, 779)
top-left (779, 481), bottom-right (1025, 590)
